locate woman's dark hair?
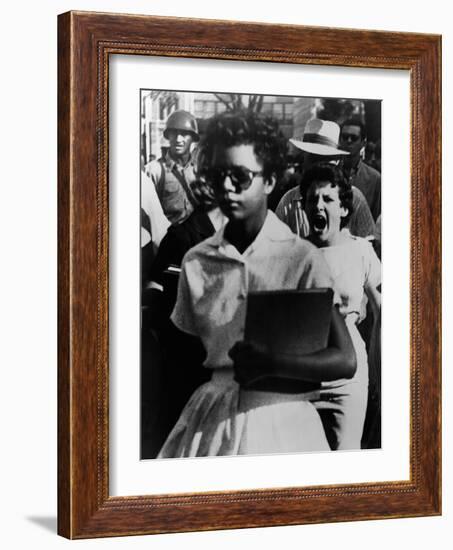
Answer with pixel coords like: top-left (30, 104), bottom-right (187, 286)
top-left (198, 110), bottom-right (288, 182)
top-left (190, 177), bottom-right (217, 212)
top-left (300, 163), bottom-right (354, 228)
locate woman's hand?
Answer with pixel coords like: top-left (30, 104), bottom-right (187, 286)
top-left (229, 341), bottom-right (273, 387)
top-left (230, 306), bottom-right (356, 386)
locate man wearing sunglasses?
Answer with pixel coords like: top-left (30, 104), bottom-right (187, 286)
top-left (340, 118), bottom-right (381, 221)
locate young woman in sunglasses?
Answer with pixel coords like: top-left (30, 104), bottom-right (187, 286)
top-left (157, 111), bottom-right (356, 458)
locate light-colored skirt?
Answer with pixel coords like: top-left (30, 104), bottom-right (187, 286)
top-left (157, 369), bottom-right (330, 458)
top-left (315, 319), bottom-right (369, 450)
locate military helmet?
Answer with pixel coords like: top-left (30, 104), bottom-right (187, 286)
top-left (163, 110), bottom-right (199, 141)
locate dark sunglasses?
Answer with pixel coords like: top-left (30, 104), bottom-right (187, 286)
top-left (340, 133), bottom-right (361, 143)
top-left (206, 166), bottom-right (264, 192)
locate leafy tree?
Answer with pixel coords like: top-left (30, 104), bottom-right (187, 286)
top-left (213, 93), bottom-right (264, 113)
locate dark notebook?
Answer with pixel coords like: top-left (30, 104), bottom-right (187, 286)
top-left (244, 288), bottom-right (333, 357)
top-left (242, 289), bottom-right (333, 392)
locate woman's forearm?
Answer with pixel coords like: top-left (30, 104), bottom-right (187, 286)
top-left (269, 307), bottom-right (356, 383)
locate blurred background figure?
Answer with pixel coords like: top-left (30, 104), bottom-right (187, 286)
top-left (340, 118), bottom-right (381, 221)
top-left (365, 138), bottom-right (382, 174)
top-left (140, 170), bottom-right (170, 288)
top-left (145, 177), bottom-right (226, 311)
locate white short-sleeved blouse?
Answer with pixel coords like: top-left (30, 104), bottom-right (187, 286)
top-left (171, 211), bottom-right (334, 369)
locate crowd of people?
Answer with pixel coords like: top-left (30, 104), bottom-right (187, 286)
top-left (140, 106), bottom-right (382, 459)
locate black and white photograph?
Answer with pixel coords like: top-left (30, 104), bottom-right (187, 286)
top-left (1, 0), bottom-right (447, 546)
top-left (140, 90), bottom-right (382, 460)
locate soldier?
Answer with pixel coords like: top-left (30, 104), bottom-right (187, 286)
top-left (143, 110), bottom-right (200, 226)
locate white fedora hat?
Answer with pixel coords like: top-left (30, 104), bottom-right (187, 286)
top-left (290, 119), bottom-right (349, 156)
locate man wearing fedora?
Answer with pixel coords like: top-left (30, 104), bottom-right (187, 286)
top-left (144, 109), bottom-right (200, 226)
top-left (275, 119), bottom-right (375, 239)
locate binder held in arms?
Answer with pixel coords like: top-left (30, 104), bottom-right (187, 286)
top-left (243, 289), bottom-right (333, 393)
top-left (244, 288), bottom-right (333, 357)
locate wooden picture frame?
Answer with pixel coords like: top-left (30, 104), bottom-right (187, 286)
top-left (58, 10), bottom-right (441, 539)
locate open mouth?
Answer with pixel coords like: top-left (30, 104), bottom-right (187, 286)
top-left (312, 214), bottom-right (327, 232)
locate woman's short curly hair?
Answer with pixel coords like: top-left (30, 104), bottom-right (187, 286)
top-left (198, 110), bottom-right (288, 182)
top-left (300, 162), bottom-right (354, 229)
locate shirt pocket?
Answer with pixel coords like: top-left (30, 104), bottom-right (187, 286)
top-left (164, 177), bottom-right (182, 195)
